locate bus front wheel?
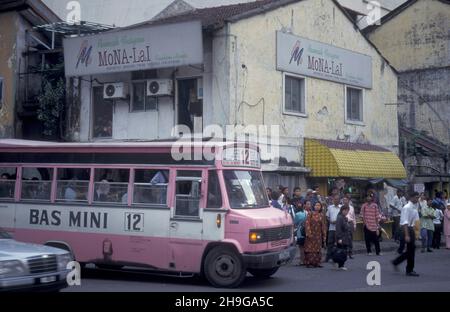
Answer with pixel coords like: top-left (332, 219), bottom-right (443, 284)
top-left (204, 246), bottom-right (246, 288)
top-left (247, 267), bottom-right (279, 279)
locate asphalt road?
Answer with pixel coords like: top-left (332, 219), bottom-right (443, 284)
top-left (64, 249), bottom-right (450, 292)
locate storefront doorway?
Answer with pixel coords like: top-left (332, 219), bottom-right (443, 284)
top-left (92, 86), bottom-right (113, 139)
top-left (177, 78), bottom-right (203, 133)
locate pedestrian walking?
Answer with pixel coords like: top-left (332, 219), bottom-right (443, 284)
top-left (419, 196), bottom-right (434, 253)
top-left (304, 202), bottom-right (327, 268)
top-left (432, 202), bottom-right (444, 249)
top-left (361, 193), bottom-right (382, 256)
top-left (392, 192), bottom-right (420, 277)
top-left (325, 195), bottom-right (341, 262)
top-left (444, 203), bottom-right (450, 249)
top-left (334, 205), bottom-right (351, 270)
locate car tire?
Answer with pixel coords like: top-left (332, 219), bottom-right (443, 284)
top-left (247, 267), bottom-right (279, 278)
top-left (203, 246), bottom-right (246, 288)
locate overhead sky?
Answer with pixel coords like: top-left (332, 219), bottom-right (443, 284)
top-left (43, 0), bottom-right (407, 27)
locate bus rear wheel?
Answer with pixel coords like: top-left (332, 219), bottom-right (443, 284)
top-left (204, 246), bottom-right (246, 288)
top-left (247, 267), bottom-right (279, 278)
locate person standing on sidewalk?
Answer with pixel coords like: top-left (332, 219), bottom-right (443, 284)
top-left (392, 192), bottom-right (420, 277)
top-left (342, 197), bottom-right (356, 259)
top-left (361, 193), bottom-right (382, 256)
top-left (335, 205), bottom-right (351, 270)
top-left (432, 202), bottom-right (444, 249)
top-left (419, 195), bottom-right (435, 253)
top-left (304, 202), bottom-right (327, 268)
top-left (294, 204), bottom-right (307, 266)
top-left (390, 190), bottom-right (404, 242)
top-left (444, 203), bottom-right (450, 249)
top-left (325, 195), bottom-right (341, 262)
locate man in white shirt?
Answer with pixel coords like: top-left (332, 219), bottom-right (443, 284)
top-left (392, 192), bottom-right (420, 276)
top-left (325, 194), bottom-right (341, 262)
top-left (390, 190), bottom-right (404, 242)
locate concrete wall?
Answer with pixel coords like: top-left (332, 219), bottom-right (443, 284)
top-left (398, 67), bottom-right (450, 144)
top-left (0, 12), bottom-right (19, 138)
top-left (367, 0), bottom-right (450, 145)
top-left (225, 0), bottom-right (399, 166)
top-left (368, 0), bottom-right (450, 72)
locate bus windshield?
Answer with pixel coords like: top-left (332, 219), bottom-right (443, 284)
top-left (223, 170), bottom-right (269, 209)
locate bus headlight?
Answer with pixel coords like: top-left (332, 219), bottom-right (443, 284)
top-left (57, 253), bottom-right (73, 271)
top-left (249, 230), bottom-right (264, 244)
top-left (0, 260), bottom-right (26, 278)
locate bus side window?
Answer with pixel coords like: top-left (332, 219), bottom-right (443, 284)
top-left (93, 168), bottom-right (129, 204)
top-left (207, 171), bottom-right (222, 208)
top-left (56, 168), bottom-right (90, 203)
top-left (133, 169), bottom-right (169, 206)
top-left (21, 168), bottom-right (53, 201)
top-left (175, 172), bottom-right (202, 218)
top-left (0, 168), bottom-right (16, 200)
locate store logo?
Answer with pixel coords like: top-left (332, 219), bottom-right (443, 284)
top-left (289, 40), bottom-right (304, 66)
top-left (76, 40), bottom-right (93, 69)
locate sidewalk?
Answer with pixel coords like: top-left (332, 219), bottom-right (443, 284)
top-left (351, 239), bottom-right (447, 255)
top-left (293, 239), bottom-right (446, 261)
top-left (352, 239), bottom-right (398, 255)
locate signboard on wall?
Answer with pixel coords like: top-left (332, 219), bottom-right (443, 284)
top-left (414, 184), bottom-right (425, 193)
top-left (276, 31), bottom-right (373, 89)
top-left (63, 21), bottom-right (203, 76)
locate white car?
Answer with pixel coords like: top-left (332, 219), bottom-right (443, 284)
top-left (0, 229), bottom-right (72, 292)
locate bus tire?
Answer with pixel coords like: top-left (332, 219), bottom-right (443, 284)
top-left (203, 246), bottom-right (246, 288)
top-left (247, 267), bottom-right (279, 279)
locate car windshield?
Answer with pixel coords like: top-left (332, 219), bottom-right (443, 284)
top-left (0, 228), bottom-right (12, 239)
top-left (223, 170), bottom-right (269, 209)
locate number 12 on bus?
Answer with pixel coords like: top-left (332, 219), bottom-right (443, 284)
top-left (0, 140), bottom-right (295, 288)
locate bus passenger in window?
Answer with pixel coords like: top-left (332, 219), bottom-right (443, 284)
top-left (64, 179), bottom-right (77, 201)
top-left (0, 173), bottom-right (12, 198)
top-left (29, 177), bottom-right (45, 200)
top-left (150, 171), bottom-right (168, 185)
top-left (95, 180), bottom-right (110, 202)
top-left (121, 193), bottom-right (128, 205)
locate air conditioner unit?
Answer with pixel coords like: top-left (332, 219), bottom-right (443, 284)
top-left (147, 79), bottom-right (173, 96)
top-left (103, 82), bottom-right (128, 99)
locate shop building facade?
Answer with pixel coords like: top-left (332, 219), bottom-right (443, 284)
top-left (64, 0), bottom-right (406, 193)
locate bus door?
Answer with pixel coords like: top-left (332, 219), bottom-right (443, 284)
top-left (169, 169), bottom-right (205, 272)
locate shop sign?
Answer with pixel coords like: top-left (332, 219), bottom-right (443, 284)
top-left (64, 21), bottom-right (203, 76)
top-left (277, 31), bottom-right (373, 89)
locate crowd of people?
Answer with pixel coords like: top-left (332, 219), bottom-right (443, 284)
top-left (266, 185), bottom-right (450, 274)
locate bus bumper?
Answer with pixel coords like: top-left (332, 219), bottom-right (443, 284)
top-left (242, 246), bottom-right (296, 269)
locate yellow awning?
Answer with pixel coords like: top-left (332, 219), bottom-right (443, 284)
top-left (305, 139), bottom-right (407, 179)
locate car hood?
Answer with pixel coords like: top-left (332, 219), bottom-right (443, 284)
top-left (0, 239), bottom-right (67, 260)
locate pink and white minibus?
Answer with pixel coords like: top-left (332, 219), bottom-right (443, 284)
top-left (0, 139), bottom-right (295, 288)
